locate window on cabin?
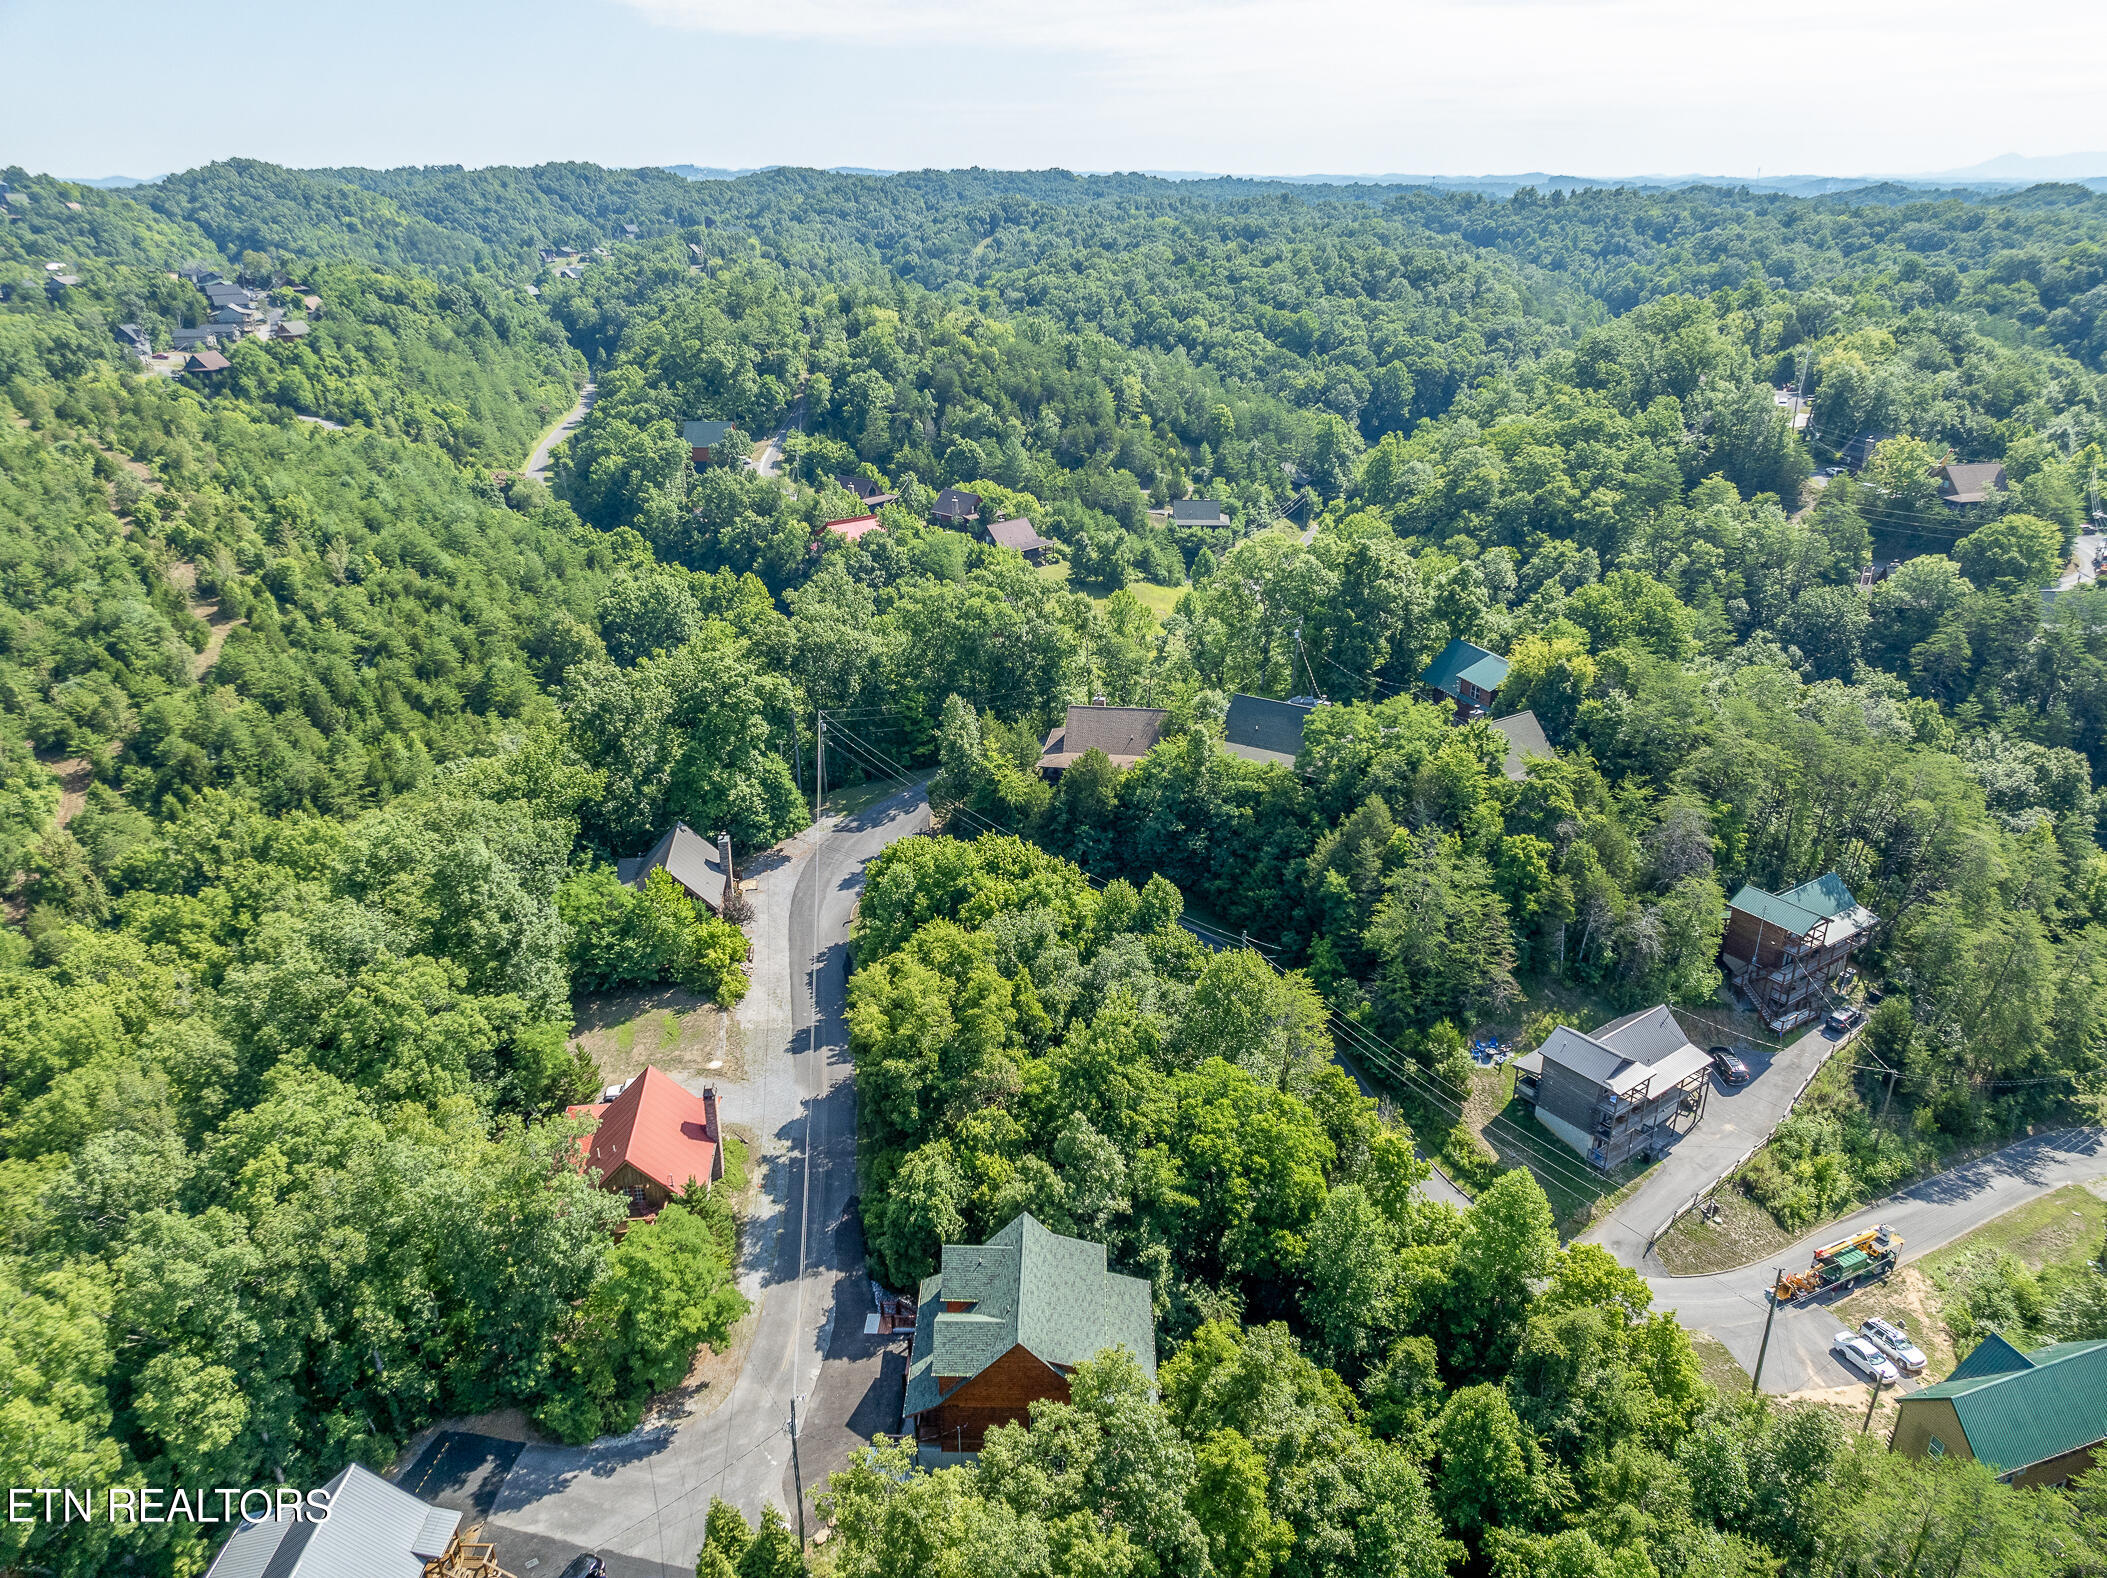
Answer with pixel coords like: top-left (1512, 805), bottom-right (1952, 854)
top-left (1927, 1437), bottom-right (1945, 1457)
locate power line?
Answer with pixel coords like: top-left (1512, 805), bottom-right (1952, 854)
top-left (823, 710), bottom-right (1687, 1224)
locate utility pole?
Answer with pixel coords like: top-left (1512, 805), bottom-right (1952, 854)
top-left (788, 1395), bottom-right (809, 1572)
top-left (1752, 1269), bottom-right (1782, 1394)
top-left (1862, 1372), bottom-right (1886, 1435)
top-left (1877, 1064), bottom-right (1900, 1129)
top-left (814, 709), bottom-right (825, 821)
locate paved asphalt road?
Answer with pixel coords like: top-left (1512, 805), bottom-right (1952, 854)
top-left (484, 784), bottom-right (929, 1570)
top-left (1581, 1019), bottom-right (1852, 1265)
top-left (1644, 1127), bottom-right (2107, 1395)
top-left (2060, 530), bottom-right (2104, 590)
top-left (525, 380), bottom-right (595, 481)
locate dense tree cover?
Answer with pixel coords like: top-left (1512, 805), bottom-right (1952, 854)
top-left (5, 156), bottom-right (2107, 1577)
top-left (840, 832), bottom-right (2107, 1578)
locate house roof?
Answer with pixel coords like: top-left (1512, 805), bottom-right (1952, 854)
top-left (1038, 705), bottom-right (1169, 771)
top-left (1907, 1336), bottom-right (2107, 1473)
top-left (987, 517), bottom-right (1054, 553)
top-left (837, 475), bottom-right (898, 506)
top-left (1727, 871), bottom-right (1875, 945)
top-left (614, 821), bottom-right (725, 912)
top-left (184, 350), bottom-right (232, 372)
top-left (1537, 1007), bottom-right (1708, 1099)
top-left (202, 1463), bottom-right (459, 1578)
top-left (1421, 637), bottom-right (1510, 699)
top-left (1946, 1331), bottom-right (2033, 1383)
top-left (904, 1213), bottom-right (1154, 1419)
top-left (1938, 461), bottom-right (2008, 505)
top-left (682, 418), bottom-right (734, 449)
top-left (933, 487), bottom-right (981, 518)
top-left (1170, 498), bottom-right (1228, 525)
top-left (1486, 709), bottom-right (1553, 780)
top-left (565, 1066), bottom-right (717, 1196)
top-left (1222, 693), bottom-right (1313, 766)
top-left (826, 514), bottom-right (884, 542)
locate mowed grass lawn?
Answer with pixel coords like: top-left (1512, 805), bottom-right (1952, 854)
top-left (1035, 560), bottom-right (1185, 619)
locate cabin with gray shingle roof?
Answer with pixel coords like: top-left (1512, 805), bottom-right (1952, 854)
top-left (615, 821), bottom-right (730, 913)
top-left (1513, 1005), bottom-right (1712, 1168)
top-left (1222, 693), bottom-right (1315, 767)
top-left (904, 1213), bottom-right (1155, 1464)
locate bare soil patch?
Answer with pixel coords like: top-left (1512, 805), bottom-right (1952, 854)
top-left (572, 986), bottom-right (748, 1088)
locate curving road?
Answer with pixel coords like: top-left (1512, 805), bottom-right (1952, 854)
top-left (1642, 1127), bottom-right (2107, 1394)
top-left (525, 380), bottom-right (595, 481)
top-left (486, 784), bottom-right (928, 1570)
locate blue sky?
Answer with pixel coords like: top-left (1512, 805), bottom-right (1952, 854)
top-left (3, 0), bottom-right (2103, 181)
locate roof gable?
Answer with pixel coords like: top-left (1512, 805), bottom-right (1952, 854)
top-left (905, 1213), bottom-right (1155, 1419)
top-left (1938, 461), bottom-right (2007, 504)
top-left (1421, 638), bottom-right (1509, 698)
top-left (1486, 709), bottom-right (1552, 780)
top-left (987, 517), bottom-right (1054, 552)
top-left (205, 1464), bottom-right (458, 1578)
top-left (1943, 1331), bottom-right (2034, 1383)
top-left (1778, 871), bottom-right (1858, 920)
top-left (567, 1066), bottom-right (716, 1195)
top-left (1223, 694), bottom-right (1313, 763)
top-left (614, 821), bottom-right (725, 911)
top-left (1041, 705), bottom-right (1169, 766)
top-left (1912, 1337), bottom-right (2107, 1472)
top-left (1726, 882), bottom-right (1824, 937)
top-left (1539, 1008), bottom-right (1706, 1096)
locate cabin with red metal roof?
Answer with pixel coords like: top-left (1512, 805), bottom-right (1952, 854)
top-left (566, 1066), bottom-right (723, 1220)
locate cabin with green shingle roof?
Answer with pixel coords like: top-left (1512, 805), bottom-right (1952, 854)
top-left (904, 1212), bottom-right (1155, 1463)
top-left (1891, 1335), bottom-right (2107, 1488)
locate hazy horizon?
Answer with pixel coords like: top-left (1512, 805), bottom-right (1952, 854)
top-left (5, 0), bottom-right (2103, 184)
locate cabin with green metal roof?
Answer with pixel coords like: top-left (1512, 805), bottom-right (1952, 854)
top-left (1722, 870), bottom-right (1878, 1031)
top-left (1420, 638), bottom-right (1510, 714)
top-left (904, 1212), bottom-right (1155, 1464)
top-left (1890, 1335), bottom-right (2107, 1488)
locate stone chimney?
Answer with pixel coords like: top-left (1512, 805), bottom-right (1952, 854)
top-left (702, 1086), bottom-right (724, 1182)
top-left (718, 831), bottom-right (735, 913)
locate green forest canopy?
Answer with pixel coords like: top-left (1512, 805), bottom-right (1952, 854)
top-left (0, 157), bottom-right (2104, 1578)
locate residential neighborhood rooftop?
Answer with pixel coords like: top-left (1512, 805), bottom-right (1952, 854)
top-left (1938, 461), bottom-right (2008, 505)
top-left (565, 1066), bottom-right (719, 1199)
top-left (904, 1213), bottom-right (1154, 1422)
top-left (1421, 637), bottom-right (1511, 701)
top-left (987, 517), bottom-right (1055, 554)
top-left (1904, 1335), bottom-right (2107, 1476)
top-left (1038, 704), bottom-right (1169, 773)
top-left (201, 1463), bottom-right (459, 1578)
top-left (615, 821), bottom-right (728, 912)
top-left (1222, 693), bottom-right (1315, 766)
top-left (1486, 709), bottom-right (1552, 780)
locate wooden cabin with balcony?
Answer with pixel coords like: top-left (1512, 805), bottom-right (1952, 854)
top-left (1515, 1005), bottom-right (1712, 1170)
top-left (1722, 872), bottom-right (1878, 1031)
top-left (903, 1213), bottom-right (1155, 1465)
top-left (565, 1066), bottom-right (722, 1223)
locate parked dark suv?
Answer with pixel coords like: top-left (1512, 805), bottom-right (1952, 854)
top-left (1707, 1046), bottom-right (1750, 1084)
top-left (558, 1557), bottom-right (607, 1578)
